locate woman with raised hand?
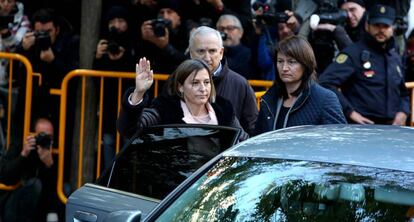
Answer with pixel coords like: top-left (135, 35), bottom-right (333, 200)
top-left (117, 57), bottom-right (247, 140)
top-left (255, 36), bottom-right (346, 135)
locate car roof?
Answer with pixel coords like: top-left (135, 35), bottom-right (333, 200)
top-left (225, 124), bottom-right (414, 173)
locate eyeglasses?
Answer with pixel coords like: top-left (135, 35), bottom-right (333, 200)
top-left (276, 59), bottom-right (300, 67)
top-left (217, 25), bottom-right (240, 32)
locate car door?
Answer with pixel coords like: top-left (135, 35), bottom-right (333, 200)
top-left (66, 124), bottom-right (241, 222)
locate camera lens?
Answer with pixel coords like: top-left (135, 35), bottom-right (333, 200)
top-left (35, 132), bottom-right (52, 148)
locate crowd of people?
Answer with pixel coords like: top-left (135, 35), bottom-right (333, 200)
top-left (0, 0), bottom-right (414, 221)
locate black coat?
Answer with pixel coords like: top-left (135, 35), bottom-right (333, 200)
top-left (213, 60), bottom-right (258, 136)
top-left (255, 82), bottom-right (346, 135)
top-left (320, 33), bottom-right (410, 122)
top-left (117, 88), bottom-right (247, 140)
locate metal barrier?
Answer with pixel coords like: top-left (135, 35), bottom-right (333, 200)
top-left (0, 52), bottom-right (35, 191)
top-left (55, 70), bottom-right (170, 203)
top-left (2, 49), bottom-right (412, 204)
top-left (55, 70), bottom-right (273, 203)
top-left (248, 79), bottom-right (273, 90)
top-left (0, 52), bottom-right (34, 149)
top-left (406, 82), bottom-right (414, 126)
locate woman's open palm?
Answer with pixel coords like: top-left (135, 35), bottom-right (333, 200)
top-left (135, 57), bottom-right (154, 94)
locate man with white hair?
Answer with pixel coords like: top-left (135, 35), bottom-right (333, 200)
top-left (216, 14), bottom-right (253, 79)
top-left (189, 26), bottom-right (257, 136)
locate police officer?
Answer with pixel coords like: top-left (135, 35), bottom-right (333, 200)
top-left (319, 4), bottom-right (409, 125)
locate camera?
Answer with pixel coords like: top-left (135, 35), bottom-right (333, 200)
top-left (0, 15), bottom-right (14, 30)
top-left (34, 31), bottom-right (52, 50)
top-left (106, 27), bottom-right (121, 54)
top-left (150, 18), bottom-right (172, 37)
top-left (395, 16), bottom-right (408, 36)
top-left (35, 132), bottom-right (52, 149)
top-left (252, 2), bottom-right (289, 26)
top-left (220, 32), bottom-right (227, 41)
top-left (310, 0), bottom-right (347, 28)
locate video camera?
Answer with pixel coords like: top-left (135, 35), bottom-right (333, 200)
top-left (35, 132), bottom-right (53, 149)
top-left (34, 31), bottom-right (52, 50)
top-left (252, 2), bottom-right (289, 26)
top-left (310, 0), bottom-right (347, 29)
top-left (150, 18), bottom-right (172, 37)
top-left (0, 15), bottom-right (14, 30)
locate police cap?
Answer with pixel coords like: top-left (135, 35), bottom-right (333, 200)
top-left (368, 4), bottom-right (396, 26)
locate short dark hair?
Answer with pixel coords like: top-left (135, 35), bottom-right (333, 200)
top-left (32, 8), bottom-right (59, 27)
top-left (275, 35), bottom-right (317, 98)
top-left (167, 59), bottom-right (216, 103)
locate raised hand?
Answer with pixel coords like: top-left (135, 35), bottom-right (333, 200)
top-left (131, 57), bottom-right (153, 104)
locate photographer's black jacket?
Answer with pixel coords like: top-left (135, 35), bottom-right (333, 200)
top-left (136, 24), bottom-right (188, 74)
top-left (16, 31), bottom-right (79, 127)
top-left (0, 144), bottom-right (30, 185)
top-left (319, 33), bottom-right (410, 122)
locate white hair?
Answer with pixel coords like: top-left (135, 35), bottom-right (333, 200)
top-left (216, 14), bottom-right (243, 32)
top-left (189, 26), bottom-right (223, 50)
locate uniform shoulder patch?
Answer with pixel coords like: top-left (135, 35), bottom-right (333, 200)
top-left (335, 54), bottom-right (348, 64)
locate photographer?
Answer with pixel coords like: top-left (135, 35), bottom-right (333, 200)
top-left (338, 0), bottom-right (367, 42)
top-left (0, 118), bottom-right (54, 222)
top-left (311, 0), bottom-right (366, 46)
top-left (216, 14), bottom-right (253, 79)
top-left (94, 5), bottom-right (135, 71)
top-left (93, 5), bottom-right (135, 171)
top-left (307, 0), bottom-right (352, 74)
top-left (252, 1), bottom-right (298, 80)
top-left (137, 0), bottom-right (188, 74)
top-left (17, 8), bottom-right (79, 136)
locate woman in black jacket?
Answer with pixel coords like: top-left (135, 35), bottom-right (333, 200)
top-left (117, 57), bottom-right (247, 140)
top-left (255, 36), bottom-right (346, 135)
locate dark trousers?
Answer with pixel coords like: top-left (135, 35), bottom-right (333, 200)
top-left (1, 178), bottom-right (42, 222)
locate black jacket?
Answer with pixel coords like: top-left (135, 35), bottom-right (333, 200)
top-left (320, 33), bottom-right (410, 122)
top-left (117, 88), bottom-right (248, 140)
top-left (255, 81), bottom-right (346, 135)
top-left (214, 60), bottom-right (258, 136)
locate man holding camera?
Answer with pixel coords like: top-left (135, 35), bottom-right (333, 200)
top-left (94, 5), bottom-right (135, 71)
top-left (16, 8), bottom-right (79, 137)
top-left (138, 0), bottom-right (187, 74)
top-left (93, 5), bottom-right (135, 171)
top-left (216, 14), bottom-right (253, 79)
top-left (0, 117), bottom-right (54, 222)
top-left (319, 4), bottom-right (409, 125)
top-left (252, 1), bottom-right (298, 80)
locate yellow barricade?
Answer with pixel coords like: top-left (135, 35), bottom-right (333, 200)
top-left (406, 82), bottom-right (414, 126)
top-left (0, 52), bottom-right (35, 191)
top-left (55, 70), bottom-right (273, 203)
top-left (56, 70), bottom-right (169, 203)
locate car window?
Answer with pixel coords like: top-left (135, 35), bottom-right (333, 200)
top-left (156, 157), bottom-right (414, 221)
top-left (96, 125), bottom-right (240, 200)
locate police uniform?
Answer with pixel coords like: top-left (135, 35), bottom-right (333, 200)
top-left (319, 5), bottom-right (409, 124)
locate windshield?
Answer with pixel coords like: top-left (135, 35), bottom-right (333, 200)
top-left (156, 157), bottom-right (414, 221)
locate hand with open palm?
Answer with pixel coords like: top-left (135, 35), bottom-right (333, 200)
top-left (131, 57), bottom-right (154, 104)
